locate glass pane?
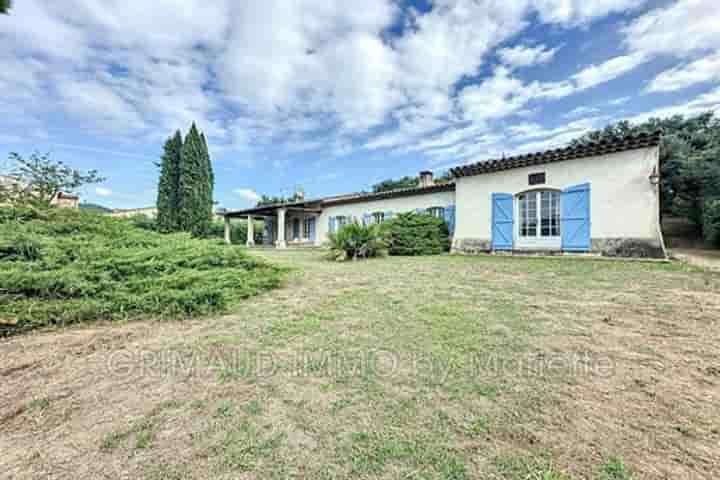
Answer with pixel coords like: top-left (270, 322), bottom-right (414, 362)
top-left (527, 193), bottom-right (537, 236)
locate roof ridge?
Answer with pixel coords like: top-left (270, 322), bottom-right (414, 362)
top-left (450, 130), bottom-right (661, 178)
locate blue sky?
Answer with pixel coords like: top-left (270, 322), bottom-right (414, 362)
top-left (1, 0), bottom-right (719, 209)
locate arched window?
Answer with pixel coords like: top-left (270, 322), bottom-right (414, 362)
top-left (518, 190), bottom-right (560, 240)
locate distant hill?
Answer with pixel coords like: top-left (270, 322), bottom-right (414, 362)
top-left (79, 202), bottom-right (112, 213)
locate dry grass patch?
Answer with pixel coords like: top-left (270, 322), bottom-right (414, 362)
top-left (1, 250), bottom-right (718, 479)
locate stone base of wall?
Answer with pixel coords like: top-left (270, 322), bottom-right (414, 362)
top-left (452, 237), bottom-right (667, 258)
top-left (591, 238), bottom-right (666, 259)
top-left (451, 238), bottom-right (491, 254)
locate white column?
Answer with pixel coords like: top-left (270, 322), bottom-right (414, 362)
top-left (224, 216), bottom-right (231, 245)
top-left (277, 208), bottom-right (287, 248)
top-left (246, 215), bottom-right (255, 246)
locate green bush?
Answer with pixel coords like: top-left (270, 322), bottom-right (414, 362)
top-left (703, 199), bottom-right (720, 247)
top-left (385, 212), bottom-right (450, 256)
top-left (0, 206), bottom-right (287, 335)
top-left (207, 219), bottom-right (264, 245)
top-left (130, 214), bottom-right (264, 245)
top-left (326, 222), bottom-right (388, 261)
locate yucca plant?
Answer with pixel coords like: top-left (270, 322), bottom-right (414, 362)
top-left (326, 222), bottom-right (388, 261)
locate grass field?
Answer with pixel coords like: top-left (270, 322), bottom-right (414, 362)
top-left (1, 250), bottom-right (719, 479)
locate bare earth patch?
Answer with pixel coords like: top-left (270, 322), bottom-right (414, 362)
top-left (1, 250), bottom-right (719, 479)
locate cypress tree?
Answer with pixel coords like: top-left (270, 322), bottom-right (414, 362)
top-left (156, 130), bottom-right (182, 232)
top-left (178, 123), bottom-right (212, 237)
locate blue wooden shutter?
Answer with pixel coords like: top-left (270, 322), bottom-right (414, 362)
top-left (444, 205), bottom-right (456, 235)
top-left (385, 210), bottom-right (394, 221)
top-left (492, 193), bottom-right (513, 251)
top-left (328, 216), bottom-right (335, 234)
top-left (561, 183), bottom-right (591, 251)
top-left (363, 213), bottom-right (371, 225)
top-left (415, 208), bottom-right (425, 214)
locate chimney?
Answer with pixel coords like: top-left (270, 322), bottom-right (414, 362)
top-left (418, 170), bottom-right (434, 188)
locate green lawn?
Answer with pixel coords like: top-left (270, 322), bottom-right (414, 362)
top-left (1, 250), bottom-right (718, 479)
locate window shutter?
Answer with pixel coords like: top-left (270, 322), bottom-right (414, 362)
top-left (561, 183), bottom-right (591, 251)
top-left (329, 216), bottom-right (335, 234)
top-left (415, 208), bottom-right (425, 215)
top-left (385, 210), bottom-right (394, 221)
top-left (491, 193), bottom-right (513, 250)
top-left (444, 205), bottom-right (456, 235)
top-left (363, 213), bottom-right (371, 225)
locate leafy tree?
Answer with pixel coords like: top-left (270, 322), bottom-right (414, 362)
top-left (572, 112), bottom-right (720, 244)
top-left (256, 191), bottom-right (304, 207)
top-left (178, 123), bottom-right (214, 237)
top-left (371, 171), bottom-right (452, 193)
top-left (372, 176), bottom-right (418, 193)
top-left (156, 131), bottom-right (183, 232)
top-left (571, 113), bottom-right (719, 218)
top-left (1, 0), bottom-right (11, 14)
top-left (4, 152), bottom-right (104, 205)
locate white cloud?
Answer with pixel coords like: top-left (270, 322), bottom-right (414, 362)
top-left (564, 106), bottom-right (600, 118)
top-left (498, 43), bottom-right (558, 68)
top-left (622, 0), bottom-right (720, 58)
top-left (233, 188), bottom-right (261, 203)
top-left (608, 96), bottom-right (631, 106)
top-left (629, 86), bottom-right (720, 123)
top-left (531, 0), bottom-right (647, 25)
top-left (647, 52), bottom-right (720, 92)
top-left (95, 187), bottom-right (112, 197)
top-left (459, 67), bottom-right (529, 122)
top-left (572, 52), bottom-right (648, 90)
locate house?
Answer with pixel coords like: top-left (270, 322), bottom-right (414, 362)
top-left (0, 175), bottom-right (79, 209)
top-left (222, 131), bottom-right (666, 258)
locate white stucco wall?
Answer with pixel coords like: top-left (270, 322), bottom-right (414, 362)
top-left (316, 190), bottom-right (456, 245)
top-left (454, 146), bottom-right (661, 244)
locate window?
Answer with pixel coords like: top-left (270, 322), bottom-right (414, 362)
top-left (292, 218), bottom-right (301, 239)
top-left (528, 172), bottom-right (546, 186)
top-left (303, 217), bottom-right (315, 239)
top-left (372, 212), bottom-right (385, 224)
top-left (519, 190), bottom-right (560, 238)
top-left (427, 207), bottom-right (445, 218)
top-left (336, 216), bottom-right (348, 228)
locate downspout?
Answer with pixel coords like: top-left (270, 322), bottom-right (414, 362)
top-left (654, 146), bottom-right (669, 259)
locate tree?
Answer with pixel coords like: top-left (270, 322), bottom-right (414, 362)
top-left (571, 112), bottom-right (720, 219)
top-left (372, 176), bottom-right (418, 193)
top-left (572, 112), bottom-right (720, 244)
top-left (178, 123), bottom-right (214, 237)
top-left (156, 131), bottom-right (183, 232)
top-left (1, 0), bottom-right (11, 14)
top-left (4, 152), bottom-right (104, 205)
top-left (256, 191), bottom-right (304, 207)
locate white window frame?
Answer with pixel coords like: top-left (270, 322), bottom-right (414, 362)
top-left (303, 217), bottom-right (314, 240)
top-left (427, 207), bottom-right (445, 218)
top-left (515, 190), bottom-right (561, 250)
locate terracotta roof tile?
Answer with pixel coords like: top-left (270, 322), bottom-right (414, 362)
top-left (450, 131), bottom-right (662, 178)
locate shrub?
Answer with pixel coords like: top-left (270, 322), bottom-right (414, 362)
top-left (0, 207), bottom-right (287, 336)
top-left (703, 198), bottom-right (720, 247)
top-left (385, 212), bottom-right (450, 256)
top-left (327, 222), bottom-right (388, 261)
top-left (207, 219), bottom-right (264, 245)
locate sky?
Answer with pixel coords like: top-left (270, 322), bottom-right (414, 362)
top-left (1, 0), bottom-right (719, 210)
